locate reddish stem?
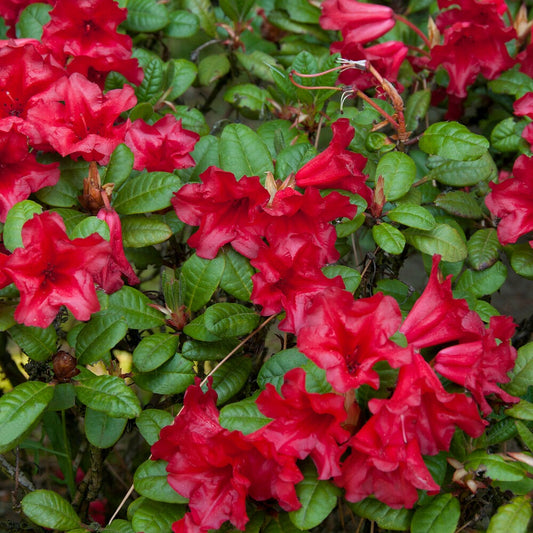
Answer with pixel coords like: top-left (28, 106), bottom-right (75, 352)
top-left (395, 13), bottom-right (431, 49)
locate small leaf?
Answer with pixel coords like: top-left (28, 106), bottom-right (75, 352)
top-left (183, 0), bottom-right (217, 36)
top-left (182, 314), bottom-right (222, 342)
top-left (405, 89), bottom-right (431, 132)
top-left (224, 84), bottom-right (269, 116)
top-left (35, 158), bottom-right (87, 207)
top-left (134, 459), bottom-right (188, 504)
top-left (511, 244), bottom-right (533, 279)
top-left (134, 353), bottom-right (195, 394)
top-left (136, 57), bottom-right (164, 103)
top-left (455, 261), bottom-right (507, 297)
top-left (181, 253), bottom-right (225, 312)
top-left (435, 191), bottom-right (483, 219)
top-left (123, 0), bottom-right (169, 32)
top-left (467, 229), bottom-right (501, 270)
top-left (136, 409), bottom-right (175, 446)
top-left (506, 400), bottom-right (533, 421)
top-left (257, 348), bottom-right (308, 390)
top-left (165, 59), bottom-right (197, 100)
top-left (372, 223), bottom-right (406, 255)
top-left (108, 286), bottom-right (165, 329)
top-left (348, 499), bottom-right (413, 531)
top-left (489, 70), bottom-right (533, 98)
top-left (9, 324), bottom-right (57, 362)
top-left (85, 407), bottom-right (127, 448)
top-left (275, 142), bottom-right (316, 180)
top-left (376, 152), bottom-right (417, 201)
top-left (427, 152), bottom-right (497, 186)
top-left (491, 117), bottom-right (528, 153)
top-left (516, 420), bottom-right (533, 452)
top-left (220, 248), bottom-right (254, 301)
top-left (181, 339), bottom-right (239, 361)
top-left (204, 303), bottom-right (260, 338)
top-left (133, 333), bottom-right (179, 373)
top-left (198, 53), bottom-right (230, 86)
top-left (235, 50), bottom-right (280, 84)
top-left (506, 342), bottom-right (533, 396)
top-left (164, 10), bottom-right (199, 38)
top-left (466, 451), bottom-right (527, 482)
top-left (220, 395), bottom-right (271, 434)
top-left (388, 204), bottom-right (436, 230)
top-left (411, 494), bottom-right (460, 533)
top-left (21, 490), bottom-right (80, 530)
top-left (404, 224), bottom-right (467, 262)
top-left (120, 215), bottom-right (173, 247)
top-left (3, 201), bottom-right (42, 251)
top-left (487, 495), bottom-right (532, 533)
top-left (103, 144), bottom-right (134, 188)
top-left (206, 356), bottom-right (252, 405)
top-left (419, 122), bottom-right (489, 161)
top-left (16, 2), bottom-right (51, 39)
top-left (101, 519), bottom-right (135, 533)
top-left (323, 265), bottom-right (361, 293)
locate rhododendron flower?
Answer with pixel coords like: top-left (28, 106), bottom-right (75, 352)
top-left (151, 381), bottom-right (302, 533)
top-left (320, 0), bottom-right (396, 45)
top-left (295, 118), bottom-right (371, 201)
top-left (172, 166), bottom-right (270, 260)
top-left (124, 115), bottom-right (199, 172)
top-left (25, 73), bottom-right (136, 164)
top-left (255, 367), bottom-right (351, 479)
top-left (485, 155), bottom-right (533, 245)
top-left (512, 93), bottom-right (533, 150)
top-left (1, 212), bottom-right (112, 327)
top-left (297, 287), bottom-right (411, 393)
top-left (95, 206), bottom-right (139, 293)
top-left (0, 123), bottom-right (60, 222)
top-left (435, 315), bottom-right (518, 415)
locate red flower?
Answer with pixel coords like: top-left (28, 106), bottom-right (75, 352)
top-left (25, 73), bottom-right (136, 164)
top-left (435, 315), bottom-right (518, 415)
top-left (0, 123), bottom-right (60, 222)
top-left (295, 119), bottom-right (371, 201)
top-left (255, 368), bottom-right (351, 479)
top-left (2, 212), bottom-right (112, 327)
top-left (124, 115), bottom-right (199, 172)
top-left (297, 287), bottom-right (411, 393)
top-left (485, 155), bottom-right (533, 245)
top-left (172, 167), bottom-right (270, 260)
top-left (151, 381), bottom-right (302, 533)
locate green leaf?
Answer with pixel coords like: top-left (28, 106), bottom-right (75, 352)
top-left (3, 200), bottom-right (42, 251)
top-left (16, 2), bottom-right (51, 39)
top-left (0, 381), bottom-right (54, 452)
top-left (121, 215), bottom-right (172, 247)
top-left (491, 117), bottom-right (528, 153)
top-left (21, 490), bottom-right (80, 530)
top-left (419, 122), bottom-right (489, 161)
top-left (455, 261), bottom-right (507, 297)
top-left (181, 338), bottom-right (238, 361)
top-left (257, 348), bottom-right (308, 390)
top-left (411, 494), bottom-right (460, 533)
top-left (322, 265), bottom-right (361, 293)
top-left (183, 0), bottom-right (216, 36)
top-left (467, 229), bottom-right (501, 270)
top-left (282, 0), bottom-right (321, 23)
top-left (76, 375), bottom-right (141, 418)
top-left (132, 499), bottom-right (186, 533)
top-left (405, 89), bottom-right (431, 132)
top-left (136, 57), bottom-right (164, 103)
top-left (177, 135), bottom-right (219, 181)
top-left (372, 223), bottom-right (406, 255)
top-left (74, 311), bottom-right (128, 365)
top-left (487, 495), bottom-right (532, 533)
top-left (168, 105), bottom-right (209, 136)
top-left (204, 303), bottom-right (260, 338)
top-left (165, 59), bottom-right (197, 100)
top-left (134, 459), bottom-right (188, 504)
top-left (198, 53), bottom-right (230, 86)
top-left (0, 304), bottom-right (17, 331)
top-left (133, 333), bottom-right (179, 373)
top-left (427, 152), bottom-right (497, 186)
top-left (113, 171), bottom-right (179, 214)
top-left (506, 400), bottom-right (533, 421)
top-left (104, 144), bottom-right (134, 188)
top-left (466, 451), bottom-right (527, 482)
top-left (220, 248), bottom-right (254, 301)
top-left (506, 342), bottom-right (533, 396)
top-left (135, 353), bottom-right (195, 394)
top-left (275, 142), bottom-right (316, 180)
top-left (220, 395), bottom-right (271, 434)
top-left (289, 462), bottom-right (340, 529)
top-left (101, 519), bottom-right (135, 533)
top-left (108, 286), bottom-right (165, 329)
top-left (207, 356), bottom-right (252, 405)
top-left (489, 70), bottom-right (533, 98)
top-left (164, 10), bottom-right (199, 38)
top-left (123, 0), bottom-right (169, 31)
top-left (219, 123), bottom-right (274, 179)
top-left (511, 244), bottom-right (533, 279)
top-left (181, 253), bottom-right (225, 312)
top-left (51, 208), bottom-right (86, 235)
top-left (348, 499), bottom-right (412, 530)
top-left (516, 420), bottom-right (533, 452)
top-left (435, 191), bottom-right (483, 219)
top-left (235, 50), bottom-right (280, 84)
top-left (404, 224), bottom-right (467, 262)
top-left (224, 83), bottom-right (269, 116)
top-left (85, 407), bottom-right (127, 448)
top-left (487, 417), bottom-right (518, 446)
top-left (220, 0), bottom-right (255, 20)
top-left (375, 151), bottom-right (417, 201)
top-left (136, 409), bottom-right (175, 446)
top-left (183, 314), bottom-right (222, 341)
top-left (47, 383), bottom-right (75, 411)
top-left (35, 158), bottom-right (88, 207)
top-left (71, 216), bottom-right (110, 240)
top-left (9, 324), bottom-right (57, 362)
top-left (388, 204), bottom-right (436, 230)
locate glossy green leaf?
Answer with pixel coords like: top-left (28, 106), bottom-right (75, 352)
top-left (207, 356), bottom-right (252, 405)
top-left (9, 324), bottom-right (57, 362)
top-left (506, 342), bottom-right (533, 396)
top-left (427, 152), bottom-right (497, 186)
top-left (283, 0), bottom-right (321, 23)
top-left (220, 395), bottom-right (271, 434)
top-left (323, 265), bottom-right (361, 293)
top-left (220, 0), bottom-right (254, 20)
top-left (164, 10), bottom-right (199, 38)
top-left (235, 50), bottom-right (280, 84)
top-left (376, 151), bottom-right (417, 201)
top-left (136, 409), bottom-right (175, 446)
top-left (435, 191), bottom-right (483, 219)
top-left (516, 420), bottom-right (533, 452)
top-left (511, 244), bottom-right (533, 279)
top-left (134, 459), bottom-right (188, 504)
top-left (108, 286), bottom-right (165, 329)
top-left (168, 105), bottom-right (209, 135)
top-left (16, 3), bottom-right (51, 39)
top-left (467, 229), bottom-right (501, 270)
top-left (3, 200), bottom-right (42, 251)
top-left (219, 123), bottom-right (274, 179)
top-left (348, 498), bottom-right (412, 530)
top-left (506, 400), bottom-right (533, 421)
top-left (487, 495), bottom-right (532, 533)
top-left (204, 303), bottom-right (260, 338)
top-left (181, 253), bottom-right (225, 312)
top-left (404, 223), bottom-right (467, 262)
top-left (224, 83), bottom-right (269, 115)
top-left (388, 204), bottom-right (436, 230)
top-left (182, 314), bottom-right (222, 342)
top-left (419, 121), bottom-right (489, 161)
top-left (257, 348), bottom-right (308, 390)
top-left (372, 223), bottom-right (406, 255)
top-left (178, 135), bottom-right (219, 181)
top-left (75, 375), bottom-right (141, 418)
top-left (133, 333), bottom-right (179, 373)
top-left (220, 248), bottom-right (254, 301)
top-left (289, 462), bottom-right (340, 529)
top-left (491, 117), bottom-right (528, 153)
top-left (455, 261), bottom-right (507, 297)
top-left (71, 216), bottom-right (110, 240)
top-left (103, 144), bottom-right (134, 188)
top-left (136, 57), bottom-right (164, 103)
top-left (131, 498), bottom-right (186, 533)
top-left (411, 494), bottom-right (460, 533)
top-left (466, 451), bottom-right (527, 482)
top-left (47, 383), bottom-right (75, 412)
top-left (405, 89), bottom-right (431, 132)
top-left (21, 490), bottom-right (80, 530)
top-left (183, 0), bottom-right (216, 36)
top-left (123, 0), bottom-right (169, 31)
top-left (135, 353), bottom-right (195, 394)
top-left (198, 53), bottom-right (230, 86)
top-left (113, 171), bottom-right (179, 214)
top-left (489, 70), bottom-right (533, 98)
top-left (275, 142), bottom-right (315, 180)
top-left (85, 407), bottom-right (127, 448)
top-left (0, 304), bottom-right (17, 331)
top-left (182, 338), bottom-right (239, 361)
top-left (120, 215), bottom-right (172, 247)
top-left (165, 59), bottom-right (197, 99)
top-left (487, 417), bottom-right (518, 446)
top-left (101, 519), bottom-right (135, 533)
top-left (35, 158), bottom-right (87, 207)
top-left (0, 381), bottom-right (54, 452)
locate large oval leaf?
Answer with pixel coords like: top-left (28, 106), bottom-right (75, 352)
top-left (404, 223), bottom-right (467, 262)
top-left (134, 353), bottom-right (195, 394)
top-left (372, 223), bottom-right (406, 255)
top-left (220, 248), bottom-right (254, 301)
top-left (467, 229), bottom-right (501, 271)
top-left (21, 490), bottom-right (80, 530)
top-left (136, 409), bottom-right (175, 446)
top-left (120, 215), bottom-right (173, 247)
top-left (376, 152), bottom-right (416, 201)
top-left (427, 152), bottom-right (497, 186)
top-left (487, 495), bottom-right (532, 533)
top-left (411, 494), bottom-right (460, 533)
top-left (108, 286), bottom-right (165, 329)
top-left (204, 303), bottom-right (260, 338)
top-left (85, 407), bottom-right (127, 448)
top-left (9, 324), bottom-right (57, 362)
top-left (3, 200), bottom-right (42, 251)
top-left (181, 253), bottom-right (225, 312)
top-left (131, 499), bottom-right (186, 533)
top-left (207, 355), bottom-right (252, 405)
top-left (134, 459), bottom-right (188, 504)
top-left (219, 395), bottom-right (271, 434)
top-left (123, 0), bottom-right (169, 32)
top-left (133, 333), bottom-right (179, 373)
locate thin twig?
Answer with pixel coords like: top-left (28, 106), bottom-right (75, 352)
top-left (0, 454), bottom-right (35, 493)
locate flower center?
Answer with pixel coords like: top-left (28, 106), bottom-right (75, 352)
top-left (345, 346), bottom-right (360, 374)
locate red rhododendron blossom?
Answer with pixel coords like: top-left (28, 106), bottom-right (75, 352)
top-left (435, 315), bottom-right (518, 415)
top-left (25, 73), bottom-right (136, 164)
top-left (400, 255), bottom-right (473, 348)
top-left (124, 115), bottom-right (199, 172)
top-left (151, 381), bottom-right (302, 533)
top-left (250, 238), bottom-right (345, 333)
top-left (320, 0), bottom-right (395, 45)
top-left (95, 207), bottom-right (139, 293)
top-left (370, 352), bottom-right (487, 456)
top-left (41, 0), bottom-right (143, 85)
top-left (255, 367), bottom-right (351, 479)
top-left (337, 416), bottom-right (440, 509)
top-left (297, 287), bottom-right (411, 393)
top-left (172, 166), bottom-right (270, 260)
top-left (513, 93), bottom-right (533, 151)
top-left (0, 123), bottom-right (60, 222)
top-left (0, 0), bottom-right (53, 36)
top-left (295, 118), bottom-right (371, 201)
top-left (485, 155), bottom-right (533, 245)
top-left (1, 212), bottom-right (112, 327)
